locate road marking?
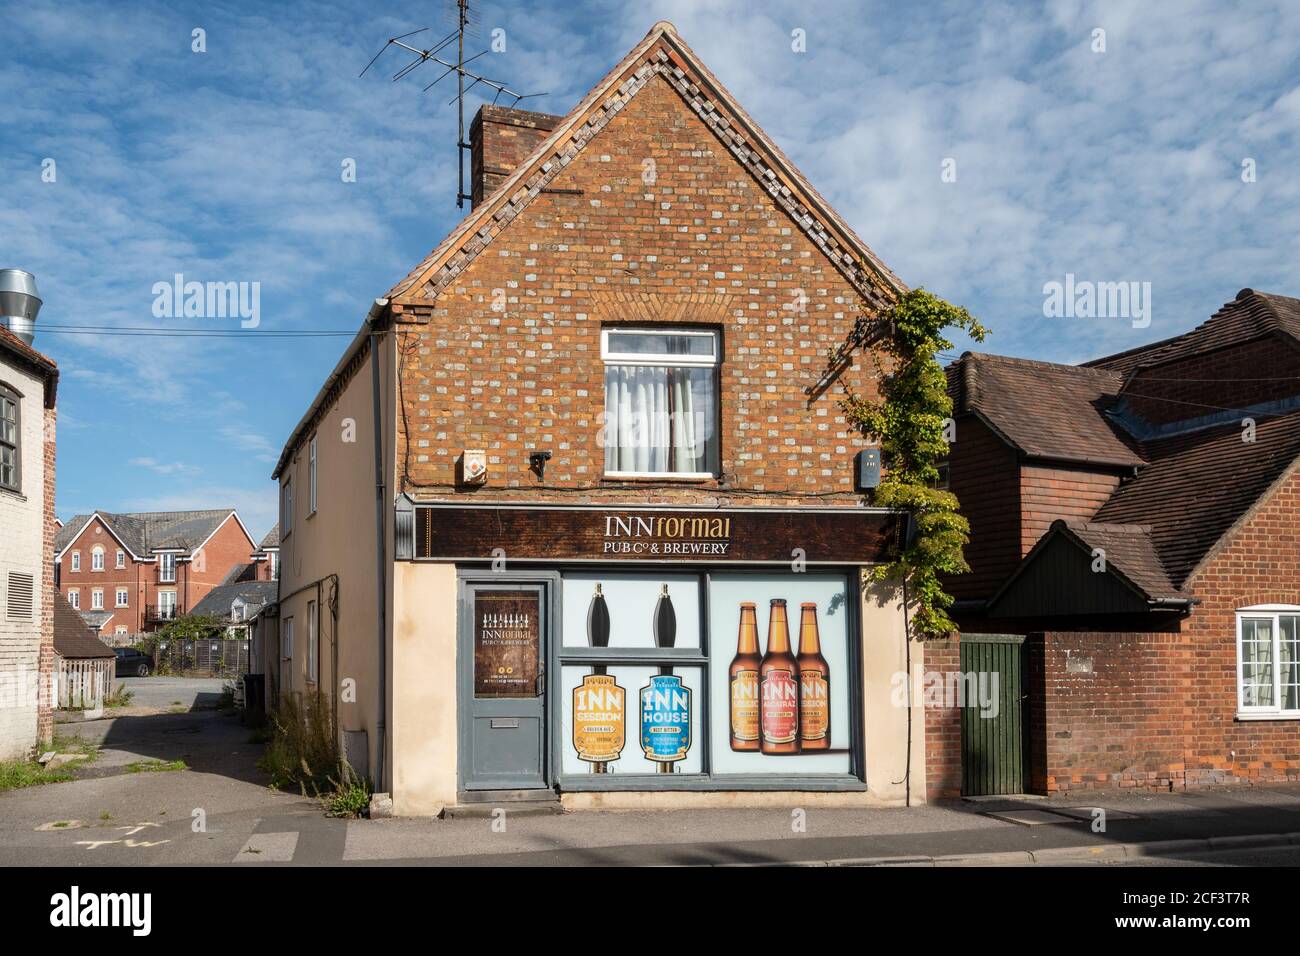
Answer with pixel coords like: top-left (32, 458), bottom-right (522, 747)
top-left (235, 831), bottom-right (299, 863)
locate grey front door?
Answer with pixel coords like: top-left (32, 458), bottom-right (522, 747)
top-left (461, 582), bottom-right (548, 790)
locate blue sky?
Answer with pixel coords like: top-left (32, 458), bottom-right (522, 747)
top-left (4, 0), bottom-right (1298, 537)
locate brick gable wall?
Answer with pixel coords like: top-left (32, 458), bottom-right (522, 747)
top-left (395, 71), bottom-right (884, 506)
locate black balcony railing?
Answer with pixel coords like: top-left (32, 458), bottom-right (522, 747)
top-left (145, 603), bottom-right (183, 622)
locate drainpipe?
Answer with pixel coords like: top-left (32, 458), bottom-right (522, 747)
top-left (367, 299), bottom-right (389, 791)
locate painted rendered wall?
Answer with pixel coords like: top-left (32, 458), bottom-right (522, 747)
top-left (390, 561), bottom-right (459, 816)
top-left (0, 359), bottom-right (47, 759)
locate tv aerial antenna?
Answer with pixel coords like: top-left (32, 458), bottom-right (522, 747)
top-left (361, 0), bottom-right (547, 208)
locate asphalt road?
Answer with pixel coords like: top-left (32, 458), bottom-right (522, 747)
top-left (5, 678), bottom-right (1300, 866)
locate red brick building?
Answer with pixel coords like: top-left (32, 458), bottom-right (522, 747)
top-left (271, 22), bottom-right (929, 814)
top-left (54, 510), bottom-right (258, 639)
top-left (932, 289), bottom-right (1300, 796)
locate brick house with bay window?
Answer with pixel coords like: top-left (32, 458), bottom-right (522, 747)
top-left (54, 509), bottom-right (258, 639)
top-left (931, 289), bottom-right (1300, 797)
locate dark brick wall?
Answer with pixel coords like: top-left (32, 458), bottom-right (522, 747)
top-left (470, 105), bottom-right (562, 208)
top-left (1123, 337), bottom-right (1300, 426)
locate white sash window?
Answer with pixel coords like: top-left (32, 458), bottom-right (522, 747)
top-left (602, 329), bottom-right (719, 477)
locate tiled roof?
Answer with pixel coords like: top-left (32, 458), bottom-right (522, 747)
top-left (56, 510), bottom-right (236, 557)
top-left (258, 523), bottom-right (279, 549)
top-left (1093, 409), bottom-right (1300, 587)
top-left (1086, 289), bottom-right (1300, 376)
top-left (948, 352), bottom-right (1143, 467)
top-left (1059, 521), bottom-right (1180, 600)
top-left (53, 592), bottom-right (115, 658)
top-left (190, 581), bottom-right (279, 620)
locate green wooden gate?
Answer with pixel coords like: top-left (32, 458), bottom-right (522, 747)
top-left (960, 634), bottom-right (1026, 796)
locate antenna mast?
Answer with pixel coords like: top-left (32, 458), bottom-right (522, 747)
top-left (360, 0), bottom-right (546, 208)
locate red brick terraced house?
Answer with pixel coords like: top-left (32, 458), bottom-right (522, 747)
top-left (931, 289), bottom-right (1300, 797)
top-left (271, 22), bottom-right (937, 816)
top-left (54, 509), bottom-right (258, 639)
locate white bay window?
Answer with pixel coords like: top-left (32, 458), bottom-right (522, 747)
top-left (602, 328), bottom-right (719, 477)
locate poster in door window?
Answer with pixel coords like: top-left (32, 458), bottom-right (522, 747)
top-left (708, 573), bottom-right (852, 774)
top-left (473, 590), bottom-right (540, 698)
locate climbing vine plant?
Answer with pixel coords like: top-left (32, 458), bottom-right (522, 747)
top-left (837, 288), bottom-right (988, 639)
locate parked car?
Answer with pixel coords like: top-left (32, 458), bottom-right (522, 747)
top-left (114, 647), bottom-right (154, 678)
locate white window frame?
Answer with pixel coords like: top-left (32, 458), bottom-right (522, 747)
top-left (90, 588), bottom-right (104, 610)
top-left (1236, 605), bottom-right (1300, 719)
top-left (158, 552), bottom-right (177, 583)
top-left (600, 327), bottom-right (720, 480)
top-left (309, 435), bottom-right (318, 515)
top-left (71, 551), bottom-right (81, 573)
top-left (269, 551), bottom-right (278, 580)
top-left (115, 549), bottom-right (125, 569)
top-left (68, 588), bottom-right (80, 609)
top-left (115, 587), bottom-right (129, 608)
top-left (115, 625), bottom-right (128, 637)
top-left (283, 617), bottom-right (294, 661)
top-left (307, 600), bottom-right (318, 684)
top-left (157, 590), bottom-right (177, 619)
top-left (91, 546), bottom-right (105, 572)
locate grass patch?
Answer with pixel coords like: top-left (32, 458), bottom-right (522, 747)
top-left (99, 810), bottom-right (113, 821)
top-left (51, 734), bottom-right (100, 760)
top-left (259, 693), bottom-right (370, 816)
top-left (0, 760), bottom-right (74, 792)
top-left (104, 686), bottom-right (135, 709)
top-left (125, 759), bottom-right (187, 774)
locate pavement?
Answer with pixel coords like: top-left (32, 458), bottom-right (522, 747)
top-left (6, 676), bottom-right (1300, 866)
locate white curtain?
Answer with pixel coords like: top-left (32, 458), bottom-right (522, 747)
top-left (605, 366), bottom-right (716, 473)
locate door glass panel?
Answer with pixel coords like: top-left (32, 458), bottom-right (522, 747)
top-left (473, 590), bottom-right (541, 698)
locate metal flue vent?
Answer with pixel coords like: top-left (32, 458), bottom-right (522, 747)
top-left (0, 270), bottom-right (42, 346)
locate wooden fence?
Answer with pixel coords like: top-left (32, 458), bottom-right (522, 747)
top-left (155, 639), bottom-right (250, 677)
top-left (55, 659), bottom-right (115, 711)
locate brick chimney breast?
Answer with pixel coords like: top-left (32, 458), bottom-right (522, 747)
top-left (469, 104), bottom-right (564, 208)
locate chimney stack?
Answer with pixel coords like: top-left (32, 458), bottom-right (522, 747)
top-left (0, 270), bottom-right (42, 346)
top-left (469, 105), bottom-right (563, 208)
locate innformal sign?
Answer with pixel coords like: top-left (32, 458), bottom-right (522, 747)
top-left (414, 506), bottom-right (903, 564)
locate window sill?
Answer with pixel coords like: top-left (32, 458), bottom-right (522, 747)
top-left (1235, 712), bottom-right (1300, 721)
top-left (603, 472), bottom-right (717, 482)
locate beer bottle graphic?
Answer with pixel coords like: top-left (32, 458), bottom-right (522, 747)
top-left (796, 602), bottom-right (831, 750)
top-left (759, 598), bottom-right (800, 754)
top-left (728, 603), bottom-right (761, 751)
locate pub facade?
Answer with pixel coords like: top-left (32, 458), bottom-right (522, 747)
top-left (272, 22), bottom-right (929, 815)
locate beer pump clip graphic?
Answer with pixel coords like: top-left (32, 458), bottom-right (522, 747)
top-left (573, 583), bottom-right (626, 770)
top-left (640, 584), bottom-right (692, 768)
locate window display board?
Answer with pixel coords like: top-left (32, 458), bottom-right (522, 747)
top-left (556, 570), bottom-right (858, 787)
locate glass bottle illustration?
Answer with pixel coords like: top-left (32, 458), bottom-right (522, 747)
top-left (728, 603), bottom-right (761, 751)
top-left (796, 602), bottom-right (830, 750)
top-left (760, 598), bottom-right (800, 754)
